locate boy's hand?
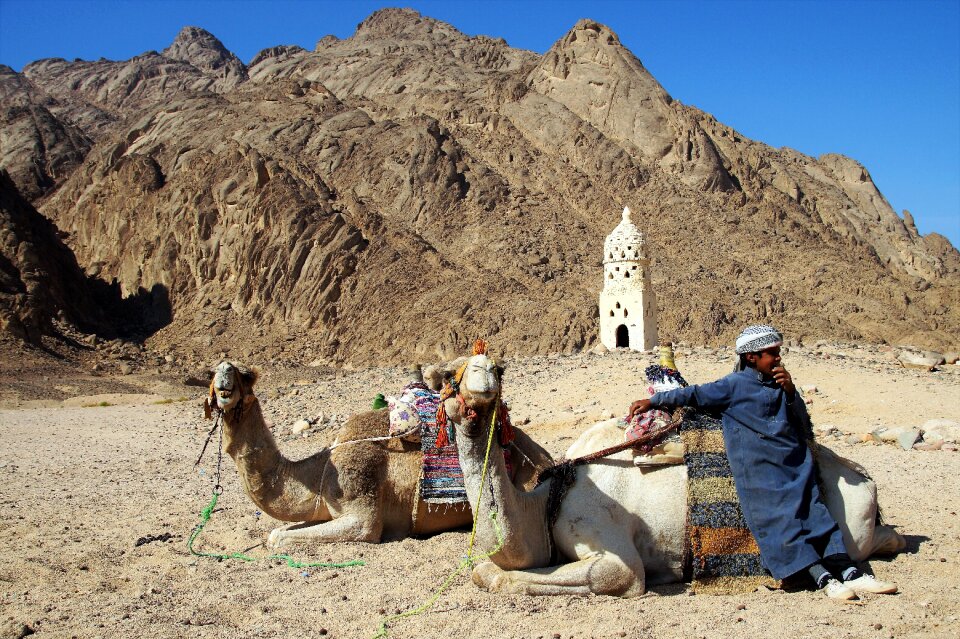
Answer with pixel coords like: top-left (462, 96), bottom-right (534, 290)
top-left (629, 398), bottom-right (652, 419)
top-left (772, 366), bottom-right (795, 395)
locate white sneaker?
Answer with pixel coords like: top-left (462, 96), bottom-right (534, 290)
top-left (844, 574), bottom-right (898, 594)
top-left (823, 578), bottom-right (858, 601)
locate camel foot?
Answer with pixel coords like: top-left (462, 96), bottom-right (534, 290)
top-left (472, 561), bottom-right (507, 591)
top-left (267, 526), bottom-right (289, 550)
top-left (873, 525), bottom-right (907, 556)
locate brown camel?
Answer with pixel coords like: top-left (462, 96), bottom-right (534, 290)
top-left (204, 360), bottom-right (552, 548)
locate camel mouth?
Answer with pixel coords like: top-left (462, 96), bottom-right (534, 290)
top-left (215, 388), bottom-right (237, 408)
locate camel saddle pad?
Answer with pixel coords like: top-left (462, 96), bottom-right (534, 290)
top-left (681, 411), bottom-right (779, 594)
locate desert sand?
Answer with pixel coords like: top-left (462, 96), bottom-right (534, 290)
top-left (2, 344), bottom-right (959, 639)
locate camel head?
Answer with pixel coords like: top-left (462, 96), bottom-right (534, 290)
top-left (204, 360), bottom-right (259, 417)
top-left (442, 353), bottom-right (506, 440)
top-left (459, 354), bottom-right (502, 408)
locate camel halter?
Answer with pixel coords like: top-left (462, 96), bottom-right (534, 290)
top-left (433, 339), bottom-right (514, 450)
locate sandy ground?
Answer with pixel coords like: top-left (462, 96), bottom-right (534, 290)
top-left (2, 345), bottom-right (959, 639)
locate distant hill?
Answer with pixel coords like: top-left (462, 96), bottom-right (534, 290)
top-left (1, 8), bottom-right (957, 364)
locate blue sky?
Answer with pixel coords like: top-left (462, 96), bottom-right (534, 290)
top-left (1, 0), bottom-right (957, 247)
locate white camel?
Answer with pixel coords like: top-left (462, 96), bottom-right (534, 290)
top-left (445, 353), bottom-right (905, 597)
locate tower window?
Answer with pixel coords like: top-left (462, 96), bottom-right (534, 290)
top-left (609, 310), bottom-right (614, 317)
top-left (624, 308), bottom-right (629, 317)
top-left (609, 252), bottom-right (613, 259)
top-left (615, 266), bottom-right (619, 271)
top-left (608, 273), bottom-right (613, 279)
top-left (615, 302), bottom-right (620, 309)
top-left (624, 271), bottom-right (630, 278)
top-left (632, 265), bottom-right (637, 270)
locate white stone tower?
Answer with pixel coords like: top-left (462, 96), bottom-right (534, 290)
top-left (599, 206), bottom-right (658, 351)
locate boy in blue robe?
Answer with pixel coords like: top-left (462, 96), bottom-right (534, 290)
top-left (629, 325), bottom-right (898, 600)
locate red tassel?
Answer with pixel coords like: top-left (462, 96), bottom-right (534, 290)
top-left (472, 339), bottom-right (488, 356)
top-left (434, 382), bottom-right (456, 449)
top-left (497, 401), bottom-right (515, 447)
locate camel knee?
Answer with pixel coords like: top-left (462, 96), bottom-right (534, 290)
top-left (587, 556), bottom-right (644, 597)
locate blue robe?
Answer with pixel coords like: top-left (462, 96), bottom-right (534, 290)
top-left (650, 368), bottom-right (846, 579)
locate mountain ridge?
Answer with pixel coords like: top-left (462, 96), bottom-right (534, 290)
top-left (0, 8), bottom-right (956, 365)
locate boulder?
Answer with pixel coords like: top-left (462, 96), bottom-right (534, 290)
top-left (922, 419), bottom-right (960, 443)
top-left (872, 427), bottom-right (906, 443)
top-left (897, 351), bottom-right (940, 370)
top-left (944, 352), bottom-right (959, 365)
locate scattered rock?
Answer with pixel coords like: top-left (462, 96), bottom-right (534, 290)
top-left (814, 424), bottom-right (837, 437)
top-left (896, 429), bottom-right (920, 451)
top-left (290, 419), bottom-right (311, 434)
top-left (119, 363), bottom-right (134, 375)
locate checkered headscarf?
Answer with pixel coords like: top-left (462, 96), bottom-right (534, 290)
top-left (734, 325), bottom-right (783, 355)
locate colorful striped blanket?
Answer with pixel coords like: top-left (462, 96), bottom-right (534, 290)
top-left (681, 411), bottom-right (779, 594)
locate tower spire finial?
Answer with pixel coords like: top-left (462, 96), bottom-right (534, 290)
top-left (622, 206), bottom-right (631, 222)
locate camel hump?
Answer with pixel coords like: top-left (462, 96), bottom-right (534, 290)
top-left (565, 419), bottom-right (623, 458)
top-left (339, 409), bottom-right (390, 440)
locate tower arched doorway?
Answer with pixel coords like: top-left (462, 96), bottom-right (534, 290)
top-left (616, 324), bottom-right (629, 348)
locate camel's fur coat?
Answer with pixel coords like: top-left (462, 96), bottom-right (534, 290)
top-left (450, 354), bottom-right (906, 597)
top-left (208, 361), bottom-right (552, 547)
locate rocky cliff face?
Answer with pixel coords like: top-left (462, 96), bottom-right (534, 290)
top-left (1, 8), bottom-right (957, 362)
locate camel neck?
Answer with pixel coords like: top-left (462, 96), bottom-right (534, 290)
top-left (220, 398), bottom-right (326, 521)
top-left (222, 399), bottom-right (279, 467)
top-left (454, 408), bottom-right (551, 570)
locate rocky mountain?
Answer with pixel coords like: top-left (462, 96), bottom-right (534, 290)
top-left (0, 8), bottom-right (957, 364)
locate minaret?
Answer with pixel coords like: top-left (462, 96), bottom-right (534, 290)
top-left (599, 206), bottom-right (658, 351)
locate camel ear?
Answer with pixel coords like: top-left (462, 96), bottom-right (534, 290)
top-left (240, 366), bottom-right (259, 389)
top-left (203, 380), bottom-right (215, 419)
top-left (495, 364), bottom-right (506, 381)
top-left (421, 364), bottom-right (445, 392)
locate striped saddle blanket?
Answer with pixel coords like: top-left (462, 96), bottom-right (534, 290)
top-left (680, 411), bottom-right (779, 594)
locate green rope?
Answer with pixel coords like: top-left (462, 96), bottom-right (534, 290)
top-left (188, 490), bottom-right (365, 569)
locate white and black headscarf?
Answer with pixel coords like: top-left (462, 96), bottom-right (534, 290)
top-left (733, 325), bottom-right (783, 371)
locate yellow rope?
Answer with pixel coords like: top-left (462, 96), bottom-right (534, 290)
top-left (467, 382), bottom-right (500, 558)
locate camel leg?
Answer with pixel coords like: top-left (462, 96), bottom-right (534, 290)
top-left (268, 512), bottom-right (382, 548)
top-left (870, 524), bottom-right (907, 556)
top-left (472, 532), bottom-right (646, 598)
